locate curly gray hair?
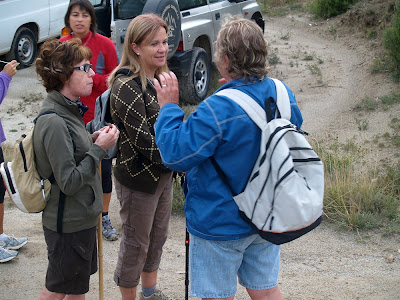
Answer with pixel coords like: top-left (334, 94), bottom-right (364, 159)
top-left (215, 15), bottom-right (268, 81)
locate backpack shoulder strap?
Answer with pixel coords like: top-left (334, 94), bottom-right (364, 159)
top-left (115, 68), bottom-right (134, 77)
top-left (33, 110), bottom-right (71, 233)
top-left (114, 68), bottom-right (142, 91)
top-left (34, 110), bottom-right (76, 160)
top-left (34, 110), bottom-right (57, 124)
top-left (100, 88), bottom-right (112, 120)
top-left (216, 78), bottom-right (293, 127)
top-left (270, 78), bottom-right (291, 121)
top-left (101, 88), bottom-right (111, 104)
top-left (216, 89), bottom-right (266, 129)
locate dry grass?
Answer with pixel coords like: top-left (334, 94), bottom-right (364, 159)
top-left (315, 138), bottom-right (400, 233)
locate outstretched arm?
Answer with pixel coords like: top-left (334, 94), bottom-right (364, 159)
top-left (0, 60), bottom-right (18, 102)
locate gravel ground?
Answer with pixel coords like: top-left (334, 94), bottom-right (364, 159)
top-left (1, 7), bottom-right (400, 300)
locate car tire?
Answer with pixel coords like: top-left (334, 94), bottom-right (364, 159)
top-left (142, 0), bottom-right (181, 59)
top-left (252, 15), bottom-right (265, 33)
top-left (179, 47), bottom-right (210, 105)
top-left (6, 27), bottom-right (37, 67)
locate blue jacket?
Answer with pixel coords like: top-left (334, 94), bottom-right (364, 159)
top-left (155, 77), bottom-right (303, 240)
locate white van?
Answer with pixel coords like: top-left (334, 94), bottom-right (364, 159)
top-left (0, 0), bottom-right (69, 67)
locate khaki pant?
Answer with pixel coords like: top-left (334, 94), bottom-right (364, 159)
top-left (113, 173), bottom-right (173, 288)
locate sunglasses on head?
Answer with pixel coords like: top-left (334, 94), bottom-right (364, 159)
top-left (74, 63), bottom-right (93, 73)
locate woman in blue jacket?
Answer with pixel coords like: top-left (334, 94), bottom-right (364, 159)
top-left (154, 16), bottom-right (303, 300)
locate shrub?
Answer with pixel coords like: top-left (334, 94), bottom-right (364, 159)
top-left (383, 2), bottom-right (400, 80)
top-left (311, 0), bottom-right (358, 19)
top-left (314, 139), bottom-right (400, 233)
top-left (259, 0), bottom-right (306, 16)
top-left (172, 175), bottom-right (185, 214)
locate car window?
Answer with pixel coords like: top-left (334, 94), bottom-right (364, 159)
top-left (89, 0), bottom-right (103, 6)
top-left (115, 0), bottom-right (147, 20)
top-left (209, 0), bottom-right (223, 3)
top-left (178, 0), bottom-right (207, 11)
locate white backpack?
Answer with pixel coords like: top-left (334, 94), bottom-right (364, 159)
top-left (216, 78), bottom-right (324, 244)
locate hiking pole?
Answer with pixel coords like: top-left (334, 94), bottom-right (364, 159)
top-left (97, 164), bottom-right (104, 300)
top-left (179, 172), bottom-right (189, 300)
top-left (98, 213), bottom-right (104, 300)
top-left (185, 227), bottom-right (190, 300)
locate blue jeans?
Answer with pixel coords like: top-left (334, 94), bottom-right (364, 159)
top-left (189, 233), bottom-right (280, 298)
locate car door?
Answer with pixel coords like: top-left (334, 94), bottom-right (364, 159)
top-left (90, 0), bottom-right (112, 37)
top-left (110, 0), bottom-right (147, 57)
top-left (178, 0), bottom-right (213, 52)
top-left (49, 0), bottom-right (70, 38)
top-left (208, 0), bottom-right (241, 38)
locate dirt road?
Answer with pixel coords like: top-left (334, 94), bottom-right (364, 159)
top-left (1, 10), bottom-right (399, 300)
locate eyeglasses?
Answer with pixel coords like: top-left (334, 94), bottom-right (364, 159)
top-left (73, 63), bottom-right (93, 73)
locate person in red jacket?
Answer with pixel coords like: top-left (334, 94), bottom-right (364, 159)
top-left (60, 0), bottom-right (120, 241)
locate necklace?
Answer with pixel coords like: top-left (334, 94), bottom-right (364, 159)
top-left (82, 31), bottom-right (92, 46)
top-left (146, 77), bottom-right (155, 89)
top-left (72, 31), bottom-right (92, 46)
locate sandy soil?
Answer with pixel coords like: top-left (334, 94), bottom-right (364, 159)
top-left (1, 6), bottom-right (400, 300)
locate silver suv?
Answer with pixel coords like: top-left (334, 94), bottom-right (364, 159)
top-left (92, 0), bottom-right (264, 103)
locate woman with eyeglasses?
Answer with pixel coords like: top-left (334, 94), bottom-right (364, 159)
top-left (34, 38), bottom-right (119, 300)
top-left (61, 0), bottom-right (120, 242)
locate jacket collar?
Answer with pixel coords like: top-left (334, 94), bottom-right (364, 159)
top-left (46, 90), bottom-right (86, 120)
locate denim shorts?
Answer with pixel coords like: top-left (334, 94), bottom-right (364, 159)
top-left (189, 233), bottom-right (280, 298)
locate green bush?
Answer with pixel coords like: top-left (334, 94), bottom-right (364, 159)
top-left (311, 0), bottom-right (358, 19)
top-left (383, 2), bottom-right (400, 79)
top-left (258, 0), bottom-right (306, 16)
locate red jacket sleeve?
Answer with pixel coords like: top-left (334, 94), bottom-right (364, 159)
top-left (91, 35), bottom-right (119, 92)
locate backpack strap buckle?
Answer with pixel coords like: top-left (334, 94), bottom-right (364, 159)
top-left (41, 179), bottom-right (50, 201)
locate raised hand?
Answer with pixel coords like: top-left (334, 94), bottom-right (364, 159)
top-left (153, 71), bottom-right (179, 108)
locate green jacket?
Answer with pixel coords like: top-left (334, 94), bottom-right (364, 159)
top-left (33, 91), bottom-right (106, 233)
top-left (110, 74), bottom-right (171, 194)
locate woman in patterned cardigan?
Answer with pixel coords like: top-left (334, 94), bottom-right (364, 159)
top-left (108, 14), bottom-right (173, 300)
